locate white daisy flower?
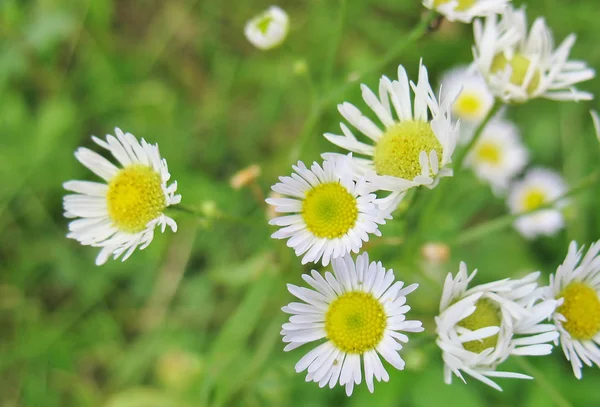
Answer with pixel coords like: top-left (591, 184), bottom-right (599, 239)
top-left (63, 128), bottom-right (181, 265)
top-left (507, 168), bottom-right (567, 239)
top-left (473, 7), bottom-right (595, 103)
top-left (465, 118), bottom-right (528, 194)
top-left (439, 65), bottom-right (495, 136)
top-left (281, 252), bottom-right (423, 396)
top-left (244, 6), bottom-right (289, 50)
top-left (436, 262), bottom-right (559, 391)
top-left (543, 240), bottom-right (600, 379)
top-left (266, 156), bottom-right (398, 266)
top-left (422, 0), bottom-right (509, 24)
top-left (324, 62), bottom-right (460, 195)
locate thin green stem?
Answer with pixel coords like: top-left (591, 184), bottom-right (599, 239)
top-left (453, 99), bottom-right (502, 170)
top-left (170, 204), bottom-right (256, 227)
top-left (452, 169), bottom-right (600, 246)
top-left (323, 0), bottom-right (348, 91)
top-left (514, 357), bottom-right (573, 407)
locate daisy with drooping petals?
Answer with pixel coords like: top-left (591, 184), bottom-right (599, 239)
top-left (473, 7), bottom-right (595, 103)
top-left (436, 262), bottom-right (559, 391)
top-left (244, 6), bottom-right (289, 50)
top-left (507, 168), bottom-right (567, 239)
top-left (422, 0), bottom-right (509, 24)
top-left (542, 240), bottom-right (600, 379)
top-left (266, 156), bottom-right (398, 266)
top-left (324, 62), bottom-right (459, 195)
top-left (465, 118), bottom-right (528, 194)
top-left (281, 252), bottom-right (423, 395)
top-left (63, 128), bottom-right (181, 265)
top-left (439, 65), bottom-right (495, 138)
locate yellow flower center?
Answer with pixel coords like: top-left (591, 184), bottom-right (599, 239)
top-left (373, 120), bottom-right (442, 180)
top-left (433, 0), bottom-right (476, 11)
top-left (454, 91), bottom-right (485, 121)
top-left (457, 299), bottom-right (501, 354)
top-left (106, 164), bottom-right (166, 233)
top-left (490, 53), bottom-right (541, 95)
top-left (558, 282), bottom-right (600, 340)
top-left (256, 15), bottom-right (274, 34)
top-left (474, 141), bottom-right (501, 165)
top-left (521, 188), bottom-right (547, 212)
top-left (301, 182), bottom-right (358, 239)
top-left (325, 291), bottom-right (387, 354)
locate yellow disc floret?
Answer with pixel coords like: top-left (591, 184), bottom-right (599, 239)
top-left (325, 291), bottom-right (387, 354)
top-left (302, 182), bottom-right (358, 239)
top-left (475, 141), bottom-right (501, 165)
top-left (454, 91), bottom-right (485, 121)
top-left (106, 164), bottom-right (166, 233)
top-left (256, 15), bottom-right (274, 34)
top-left (373, 120), bottom-right (442, 180)
top-left (491, 53), bottom-right (541, 95)
top-left (433, 0), bottom-right (476, 11)
top-left (521, 188), bottom-right (547, 212)
top-left (558, 282), bottom-right (600, 340)
top-left (457, 299), bottom-right (501, 353)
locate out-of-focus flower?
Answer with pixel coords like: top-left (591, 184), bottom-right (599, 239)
top-left (473, 7), bottom-right (595, 103)
top-left (421, 242), bottom-right (451, 264)
top-left (507, 168), bottom-right (567, 239)
top-left (465, 118), bottom-right (528, 194)
top-left (436, 262), bottom-right (559, 390)
top-left (542, 240), bottom-right (600, 379)
top-left (63, 128), bottom-right (181, 265)
top-left (422, 0), bottom-right (510, 23)
top-left (230, 164), bottom-right (261, 190)
top-left (282, 252), bottom-right (423, 395)
top-left (266, 156), bottom-right (392, 266)
top-left (324, 62), bottom-right (459, 195)
top-left (244, 6), bottom-right (289, 50)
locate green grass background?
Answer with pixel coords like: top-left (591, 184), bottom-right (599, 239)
top-left (1, 0), bottom-right (599, 406)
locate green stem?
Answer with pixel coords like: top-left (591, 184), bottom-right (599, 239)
top-left (514, 357), bottom-right (573, 407)
top-left (323, 0), bottom-right (348, 91)
top-left (453, 99), bottom-right (502, 170)
top-left (452, 169), bottom-right (600, 246)
top-left (170, 203), bottom-right (256, 227)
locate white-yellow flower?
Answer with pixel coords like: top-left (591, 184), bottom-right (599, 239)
top-left (282, 252), bottom-right (423, 395)
top-left (422, 0), bottom-right (510, 23)
top-left (465, 118), bottom-right (528, 194)
top-left (473, 7), bottom-right (595, 103)
top-left (63, 128), bottom-right (181, 265)
top-left (507, 168), bottom-right (567, 239)
top-left (324, 62), bottom-right (459, 194)
top-left (244, 6), bottom-right (289, 50)
top-left (543, 240), bottom-right (600, 379)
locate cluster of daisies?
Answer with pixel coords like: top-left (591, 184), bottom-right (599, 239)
top-left (61, 0), bottom-right (600, 398)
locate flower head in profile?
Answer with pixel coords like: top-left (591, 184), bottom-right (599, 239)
top-left (244, 6), bottom-right (289, 50)
top-left (542, 240), bottom-right (600, 379)
top-left (324, 62), bottom-right (459, 195)
top-left (436, 262), bottom-right (559, 391)
top-left (439, 65), bottom-right (495, 138)
top-left (266, 156), bottom-right (397, 266)
top-left (507, 168), bottom-right (567, 239)
top-left (63, 128), bottom-right (181, 265)
top-left (282, 252), bottom-right (423, 395)
top-left (473, 7), bottom-right (595, 103)
top-left (422, 0), bottom-right (509, 23)
top-left (465, 118), bottom-right (528, 194)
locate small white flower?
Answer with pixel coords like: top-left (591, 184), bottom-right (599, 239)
top-left (63, 128), bottom-right (181, 265)
top-left (439, 65), bottom-right (495, 140)
top-left (266, 156), bottom-right (398, 266)
top-left (282, 252), bottom-right (423, 396)
top-left (465, 118), bottom-right (528, 194)
top-left (591, 110), bottom-right (600, 144)
top-left (436, 262), bottom-right (559, 391)
top-left (473, 7), bottom-right (595, 103)
top-left (542, 240), bottom-right (600, 379)
top-left (422, 0), bottom-right (510, 23)
top-left (244, 6), bottom-right (289, 50)
top-left (507, 168), bottom-right (567, 239)
top-left (324, 62), bottom-right (459, 195)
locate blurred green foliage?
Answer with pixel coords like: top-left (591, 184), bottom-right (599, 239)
top-left (0, 0), bottom-right (599, 406)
